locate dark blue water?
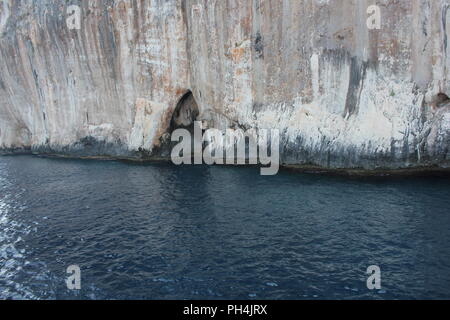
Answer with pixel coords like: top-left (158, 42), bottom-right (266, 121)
top-left (1, 155), bottom-right (450, 300)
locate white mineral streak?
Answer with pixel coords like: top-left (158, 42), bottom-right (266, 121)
top-left (0, 0), bottom-right (449, 169)
top-left (0, 0), bottom-right (10, 34)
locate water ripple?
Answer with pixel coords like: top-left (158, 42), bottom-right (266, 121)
top-left (0, 155), bottom-right (450, 299)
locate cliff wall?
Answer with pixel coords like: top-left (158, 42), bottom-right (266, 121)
top-left (1, 0), bottom-right (449, 169)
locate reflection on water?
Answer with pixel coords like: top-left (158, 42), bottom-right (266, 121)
top-left (0, 155), bottom-right (450, 299)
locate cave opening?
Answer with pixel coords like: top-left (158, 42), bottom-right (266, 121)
top-left (154, 90), bottom-right (200, 158)
top-left (170, 90), bottom-right (199, 133)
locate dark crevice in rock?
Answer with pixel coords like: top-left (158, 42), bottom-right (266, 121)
top-left (253, 32), bottom-right (264, 59)
top-left (344, 57), bottom-right (367, 118)
top-left (435, 93), bottom-right (450, 107)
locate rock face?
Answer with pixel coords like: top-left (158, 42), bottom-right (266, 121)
top-left (0, 0), bottom-right (449, 170)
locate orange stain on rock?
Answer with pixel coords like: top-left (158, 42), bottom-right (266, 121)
top-left (231, 47), bottom-right (245, 63)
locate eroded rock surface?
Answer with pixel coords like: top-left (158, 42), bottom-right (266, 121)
top-left (0, 0), bottom-right (449, 169)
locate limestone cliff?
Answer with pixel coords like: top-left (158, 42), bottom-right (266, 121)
top-left (0, 0), bottom-right (449, 170)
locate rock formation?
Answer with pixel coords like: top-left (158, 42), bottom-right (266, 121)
top-left (0, 0), bottom-right (449, 170)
